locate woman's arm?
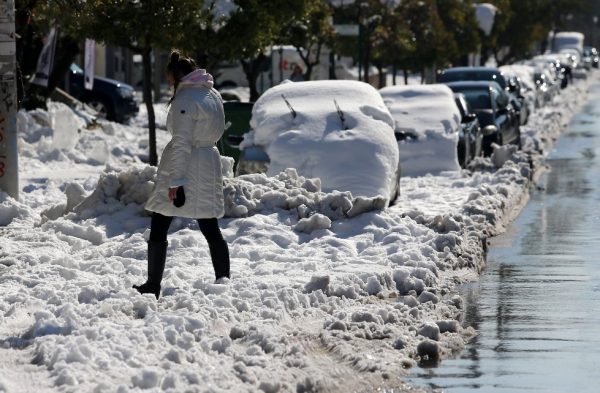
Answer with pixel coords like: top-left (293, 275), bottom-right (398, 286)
top-left (168, 99), bottom-right (196, 188)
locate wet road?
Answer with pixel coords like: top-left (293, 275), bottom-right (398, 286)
top-left (407, 84), bottom-right (600, 392)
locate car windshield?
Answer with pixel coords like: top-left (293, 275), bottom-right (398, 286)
top-left (453, 89), bottom-right (491, 110)
top-left (439, 70), bottom-right (507, 89)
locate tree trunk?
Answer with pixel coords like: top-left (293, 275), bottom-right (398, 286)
top-left (142, 48), bottom-right (158, 166)
top-left (376, 64), bottom-right (385, 88)
top-left (242, 54), bottom-right (268, 102)
top-left (363, 39), bottom-right (370, 83)
top-left (392, 65), bottom-right (397, 85)
top-left (403, 69), bottom-right (408, 85)
top-left (153, 50), bottom-right (162, 104)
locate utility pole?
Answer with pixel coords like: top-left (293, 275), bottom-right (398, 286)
top-left (0, 0), bottom-right (18, 200)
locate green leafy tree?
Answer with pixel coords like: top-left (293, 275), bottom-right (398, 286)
top-left (370, 5), bottom-right (415, 87)
top-left (437, 0), bottom-right (480, 66)
top-left (213, 0), bottom-right (306, 102)
top-left (72, 0), bottom-right (207, 166)
top-left (398, 0), bottom-right (451, 81)
top-left (483, 0), bottom-right (586, 65)
top-left (279, 0), bottom-right (335, 81)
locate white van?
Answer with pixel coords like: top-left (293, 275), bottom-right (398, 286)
top-left (214, 46), bottom-right (371, 94)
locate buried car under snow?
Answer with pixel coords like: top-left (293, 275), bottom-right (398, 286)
top-left (379, 84), bottom-right (469, 177)
top-left (237, 80), bottom-right (401, 204)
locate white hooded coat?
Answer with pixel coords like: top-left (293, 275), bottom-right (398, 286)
top-left (145, 69), bottom-right (225, 219)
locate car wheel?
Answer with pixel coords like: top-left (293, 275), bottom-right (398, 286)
top-left (87, 98), bottom-right (114, 121)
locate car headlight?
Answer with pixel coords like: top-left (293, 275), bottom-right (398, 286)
top-left (482, 125), bottom-right (498, 136)
top-left (117, 85), bottom-right (134, 99)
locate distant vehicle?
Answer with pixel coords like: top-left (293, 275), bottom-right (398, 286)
top-left (379, 84), bottom-right (465, 176)
top-left (237, 80), bottom-right (401, 204)
top-left (444, 81), bottom-right (520, 156)
top-left (437, 66), bottom-right (528, 126)
top-left (454, 93), bottom-right (483, 166)
top-left (64, 64), bottom-right (139, 123)
top-left (552, 31), bottom-right (585, 57)
top-left (214, 45), bottom-right (376, 93)
top-left (499, 64), bottom-right (540, 108)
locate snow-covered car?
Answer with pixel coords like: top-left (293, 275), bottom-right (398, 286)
top-left (499, 64), bottom-right (539, 111)
top-left (444, 81), bottom-right (520, 156)
top-left (237, 80), bottom-right (401, 204)
top-left (379, 84), bottom-right (463, 177)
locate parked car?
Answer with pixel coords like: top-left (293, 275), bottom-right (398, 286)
top-left (499, 64), bottom-right (540, 110)
top-left (379, 84), bottom-right (464, 176)
top-left (237, 80), bottom-right (401, 204)
top-left (454, 93), bottom-right (483, 166)
top-left (444, 81), bottom-right (520, 156)
top-left (64, 64), bottom-right (139, 123)
top-left (438, 66), bottom-right (528, 126)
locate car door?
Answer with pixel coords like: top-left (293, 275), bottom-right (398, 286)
top-left (491, 87), bottom-right (514, 144)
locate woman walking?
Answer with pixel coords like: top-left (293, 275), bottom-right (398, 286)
top-left (134, 51), bottom-right (230, 299)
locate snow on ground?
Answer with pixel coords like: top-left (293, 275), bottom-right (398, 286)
top-left (0, 73), bottom-right (592, 393)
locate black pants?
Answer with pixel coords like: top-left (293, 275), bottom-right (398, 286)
top-left (149, 212), bottom-right (230, 279)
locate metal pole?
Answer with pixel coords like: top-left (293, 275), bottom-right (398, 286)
top-left (0, 0), bottom-right (18, 200)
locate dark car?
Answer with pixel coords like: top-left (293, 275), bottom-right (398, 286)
top-left (454, 93), bottom-right (483, 166)
top-left (444, 81), bottom-right (520, 156)
top-left (438, 66), bottom-right (528, 126)
top-left (64, 64), bottom-right (139, 123)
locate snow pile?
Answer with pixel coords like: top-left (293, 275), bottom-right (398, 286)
top-left (224, 168), bottom-right (387, 222)
top-left (244, 80), bottom-right (400, 201)
top-left (380, 84), bottom-right (461, 177)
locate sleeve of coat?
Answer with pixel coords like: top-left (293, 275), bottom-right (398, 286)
top-left (169, 99), bottom-right (196, 188)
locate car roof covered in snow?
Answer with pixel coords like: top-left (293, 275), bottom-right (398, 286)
top-left (247, 80), bottom-right (399, 200)
top-left (379, 84), bottom-right (461, 138)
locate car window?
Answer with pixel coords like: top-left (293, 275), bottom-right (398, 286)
top-left (440, 70), bottom-right (507, 89)
top-left (455, 89), bottom-right (491, 110)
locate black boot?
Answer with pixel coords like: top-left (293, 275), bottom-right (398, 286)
top-left (209, 239), bottom-right (230, 281)
top-left (133, 241), bottom-right (168, 299)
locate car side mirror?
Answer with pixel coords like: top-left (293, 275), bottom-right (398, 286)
top-left (462, 113), bottom-right (477, 123)
top-left (497, 94), bottom-right (509, 109)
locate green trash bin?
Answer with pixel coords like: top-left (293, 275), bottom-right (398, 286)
top-left (219, 101), bottom-right (254, 168)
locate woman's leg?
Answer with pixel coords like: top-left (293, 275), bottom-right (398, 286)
top-left (134, 213), bottom-right (173, 299)
top-left (198, 218), bottom-right (230, 280)
top-left (149, 212), bottom-right (173, 242)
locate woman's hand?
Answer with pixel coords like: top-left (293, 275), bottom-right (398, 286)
top-left (168, 187), bottom-right (179, 201)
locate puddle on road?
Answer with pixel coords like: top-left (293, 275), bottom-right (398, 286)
top-left (405, 85), bottom-right (600, 393)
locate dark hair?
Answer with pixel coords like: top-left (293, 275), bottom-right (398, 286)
top-left (167, 51), bottom-right (197, 103)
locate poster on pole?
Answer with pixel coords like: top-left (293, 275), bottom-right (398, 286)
top-left (30, 27), bottom-right (58, 87)
top-left (0, 0), bottom-right (19, 200)
top-left (84, 39), bottom-right (95, 90)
